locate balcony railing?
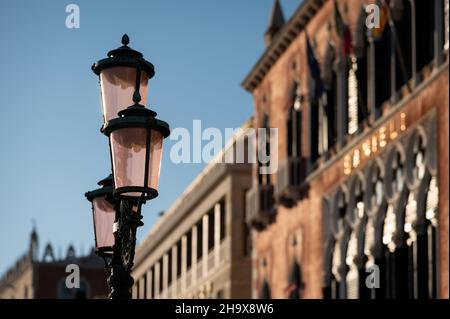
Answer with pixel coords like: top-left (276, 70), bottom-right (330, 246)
top-left (275, 156), bottom-right (308, 206)
top-left (246, 184), bottom-right (275, 230)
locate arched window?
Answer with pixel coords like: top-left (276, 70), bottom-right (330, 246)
top-left (374, 25), bottom-right (392, 116)
top-left (354, 8), bottom-right (369, 128)
top-left (346, 231), bottom-right (359, 298)
top-left (415, 0), bottom-right (435, 72)
top-left (259, 279), bottom-right (271, 299)
top-left (390, 0), bottom-right (413, 92)
top-left (287, 261), bottom-right (304, 299)
top-left (331, 189), bottom-right (348, 299)
top-left (424, 177), bottom-right (439, 297)
top-left (392, 151), bottom-right (405, 194)
top-left (287, 81), bottom-right (302, 158)
top-left (258, 113), bottom-right (271, 185)
top-left (404, 132), bottom-right (439, 299)
top-left (346, 177), bottom-right (368, 299)
top-left (322, 42), bottom-right (337, 149)
top-left (58, 278), bottom-right (89, 299)
top-left (383, 148), bottom-right (410, 299)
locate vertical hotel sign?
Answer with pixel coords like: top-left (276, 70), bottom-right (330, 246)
top-left (343, 112), bottom-right (407, 175)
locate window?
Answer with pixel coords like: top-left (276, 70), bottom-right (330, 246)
top-left (220, 200), bottom-right (226, 241)
top-left (176, 241), bottom-right (182, 279)
top-left (287, 81), bottom-right (303, 157)
top-left (331, 190), bottom-right (348, 299)
top-left (142, 273), bottom-right (147, 299)
top-left (150, 266), bottom-right (154, 299)
top-left (216, 289), bottom-right (224, 299)
top-left (136, 280), bottom-right (140, 299)
top-left (58, 278), bottom-right (89, 299)
top-left (392, 0), bottom-right (412, 92)
top-left (287, 261), bottom-right (303, 299)
top-left (346, 177), bottom-right (369, 299)
top-left (374, 26), bottom-right (392, 115)
top-left (415, 0), bottom-right (435, 72)
top-left (259, 279), bottom-right (271, 299)
top-left (186, 231), bottom-right (192, 270)
top-left (208, 209), bottom-right (215, 251)
top-left (159, 258), bottom-right (164, 293)
top-left (243, 189), bottom-right (251, 257)
top-left (318, 93), bottom-right (330, 155)
top-left (197, 219), bottom-right (203, 260)
top-left (323, 124), bottom-right (439, 299)
top-left (322, 42), bottom-right (338, 148)
top-left (168, 252), bottom-right (173, 286)
top-left (258, 113), bottom-right (271, 185)
top-left (354, 9), bottom-right (369, 127)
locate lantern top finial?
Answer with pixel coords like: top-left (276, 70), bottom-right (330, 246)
top-left (92, 33), bottom-right (155, 79)
top-left (121, 34), bottom-right (130, 46)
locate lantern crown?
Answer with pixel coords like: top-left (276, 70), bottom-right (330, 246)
top-left (91, 34), bottom-right (155, 78)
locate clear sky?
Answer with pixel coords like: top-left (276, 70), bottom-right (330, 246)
top-left (0, 0), bottom-right (300, 275)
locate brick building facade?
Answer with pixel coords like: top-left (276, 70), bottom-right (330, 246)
top-left (243, 0), bottom-right (448, 299)
top-left (0, 228), bottom-right (109, 299)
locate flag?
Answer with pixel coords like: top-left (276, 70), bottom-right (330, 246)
top-left (334, 0), bottom-right (345, 37)
top-left (284, 282), bottom-right (298, 295)
top-left (372, 0), bottom-right (389, 39)
top-left (334, 0), bottom-right (353, 55)
top-left (306, 33), bottom-right (323, 101)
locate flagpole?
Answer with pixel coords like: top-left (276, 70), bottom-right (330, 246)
top-left (382, 0), bottom-right (412, 94)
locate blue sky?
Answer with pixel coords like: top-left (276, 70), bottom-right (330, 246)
top-left (0, 0), bottom-right (299, 275)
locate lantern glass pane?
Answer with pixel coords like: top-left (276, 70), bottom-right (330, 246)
top-left (99, 67), bottom-right (149, 123)
top-left (148, 130), bottom-right (163, 190)
top-left (110, 128), bottom-right (164, 197)
top-left (111, 127), bottom-right (147, 197)
top-left (92, 196), bottom-right (115, 250)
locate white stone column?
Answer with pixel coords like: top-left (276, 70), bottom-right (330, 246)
top-left (181, 235), bottom-right (187, 292)
top-left (147, 269), bottom-right (153, 299)
top-left (132, 282), bottom-right (138, 299)
top-left (172, 245), bottom-right (177, 296)
top-left (154, 262), bottom-right (160, 299)
top-left (192, 225), bottom-right (198, 284)
top-left (139, 276), bottom-right (145, 299)
top-left (202, 214), bottom-right (208, 276)
top-left (214, 202), bottom-right (221, 266)
top-left (163, 253), bottom-right (169, 298)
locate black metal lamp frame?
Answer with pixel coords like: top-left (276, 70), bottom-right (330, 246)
top-left (87, 35), bottom-right (170, 299)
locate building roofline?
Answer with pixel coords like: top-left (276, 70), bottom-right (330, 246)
top-left (241, 0), bottom-right (326, 92)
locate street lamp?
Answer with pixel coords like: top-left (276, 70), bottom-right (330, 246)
top-left (87, 34), bottom-right (170, 299)
top-left (92, 33), bottom-right (155, 126)
top-left (85, 174), bottom-right (115, 258)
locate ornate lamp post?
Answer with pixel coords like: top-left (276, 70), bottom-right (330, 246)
top-left (85, 174), bottom-right (115, 258)
top-left (86, 35), bottom-right (170, 299)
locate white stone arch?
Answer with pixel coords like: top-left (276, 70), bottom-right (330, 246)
top-left (384, 142), bottom-right (407, 204)
top-left (405, 125), bottom-right (428, 190)
top-left (366, 157), bottom-right (386, 215)
top-left (330, 185), bottom-right (350, 238)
